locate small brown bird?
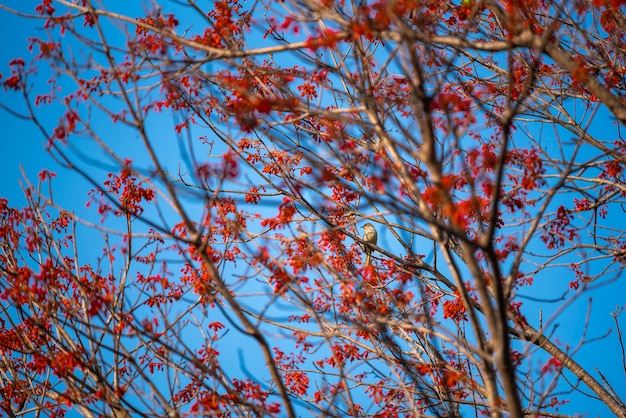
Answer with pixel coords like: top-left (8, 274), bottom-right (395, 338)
top-left (361, 223), bottom-right (378, 265)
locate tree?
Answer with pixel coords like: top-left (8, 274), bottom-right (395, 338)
top-left (1, 0), bottom-right (626, 416)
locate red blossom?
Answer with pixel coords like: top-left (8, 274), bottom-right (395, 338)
top-left (443, 292), bottom-right (468, 323)
top-left (541, 357), bottom-right (563, 374)
top-left (2, 1), bottom-right (625, 417)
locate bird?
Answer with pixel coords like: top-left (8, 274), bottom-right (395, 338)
top-left (361, 223), bottom-right (378, 265)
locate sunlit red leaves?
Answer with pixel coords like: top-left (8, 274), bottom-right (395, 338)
top-left (347, 1), bottom-right (446, 41)
top-left (364, 381), bottom-right (403, 416)
top-left (253, 246), bottom-right (297, 294)
top-left (89, 162), bottom-right (155, 218)
top-left (508, 301), bottom-right (528, 327)
top-left (569, 262), bottom-right (592, 290)
top-left (136, 271), bottom-right (183, 308)
top-left (0, 200), bottom-right (99, 321)
top-left (44, 350), bottom-right (85, 378)
top-left (431, 89), bottom-right (477, 131)
top-left (274, 346), bottom-right (307, 372)
top-left (498, 0), bottom-right (549, 36)
top-left (174, 198), bottom-right (247, 292)
top-left (297, 82), bottom-right (318, 99)
top-left (135, 13), bottom-right (179, 54)
top-left (261, 197), bottom-right (296, 230)
top-left (172, 379), bottom-right (202, 407)
top-left (498, 147), bottom-right (546, 213)
top-left (422, 178), bottom-right (452, 209)
top-left (260, 149), bottom-right (303, 177)
top-left (156, 76), bottom-right (203, 113)
top-left (284, 371), bottom-right (309, 395)
top-left (456, 2), bottom-right (475, 21)
top-left (541, 205), bottom-right (577, 249)
top-left (315, 343), bottom-right (368, 369)
top-left (209, 0), bottom-right (251, 39)
top-left (571, 56), bottom-right (593, 87)
top-left (305, 29), bottom-right (345, 51)
top-left (237, 136), bottom-right (256, 150)
top-left (492, 236), bottom-right (521, 262)
top-left (367, 2), bottom-right (394, 32)
top-left (193, 28), bottom-right (226, 49)
top-left (0, 198), bottom-right (23, 248)
top-left (316, 226), bottom-right (357, 272)
top-left (27, 37), bottom-right (60, 61)
top-left (329, 182), bottom-right (359, 205)
top-left (180, 257), bottom-right (220, 304)
top-left (196, 151), bottom-right (240, 182)
top-left (432, 92), bottom-right (471, 114)
top-left (467, 144), bottom-right (498, 175)
top-left (442, 291), bottom-right (468, 323)
top-left (269, 264), bottom-right (292, 294)
top-left (601, 159), bottom-right (624, 179)
top-left (336, 263), bottom-right (415, 319)
top-left (2, 73), bottom-right (21, 91)
top-left (189, 389), bottom-right (225, 413)
top-left (540, 357), bottom-right (563, 374)
top-left (0, 380), bottom-right (31, 415)
top-left (35, 0), bottom-right (55, 15)
top-left (2, 58), bottom-right (26, 91)
top-left (0, 316), bottom-right (50, 353)
top-left (198, 345), bottom-right (220, 373)
top-left (364, 365), bottom-right (465, 414)
top-left (212, 70), bottom-right (299, 132)
top-left (7, 0), bottom-right (626, 415)
top-left (438, 369), bottom-right (464, 389)
top-left (276, 15), bottom-right (301, 35)
top-left (244, 186), bottom-right (262, 204)
top-left (455, 196), bottom-right (491, 232)
top-left (208, 199), bottom-right (248, 242)
top-left (591, 0), bottom-right (626, 8)
top-left (573, 197), bottom-right (592, 212)
top-left (49, 110), bottom-right (80, 145)
top-left (421, 175), bottom-right (491, 231)
top-left (207, 321), bottom-right (225, 333)
top-left (231, 378), bottom-right (280, 414)
top-left (74, 71), bottom-right (108, 101)
top-left (285, 238), bottom-right (323, 274)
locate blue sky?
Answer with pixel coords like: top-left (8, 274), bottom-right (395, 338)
top-left (1, 1), bottom-right (625, 417)
top-left (1, 3), bottom-right (54, 206)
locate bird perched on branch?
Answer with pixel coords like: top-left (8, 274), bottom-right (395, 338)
top-left (361, 223), bottom-right (378, 265)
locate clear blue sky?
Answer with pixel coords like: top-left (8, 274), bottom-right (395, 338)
top-left (1, 2), bottom-right (624, 417)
